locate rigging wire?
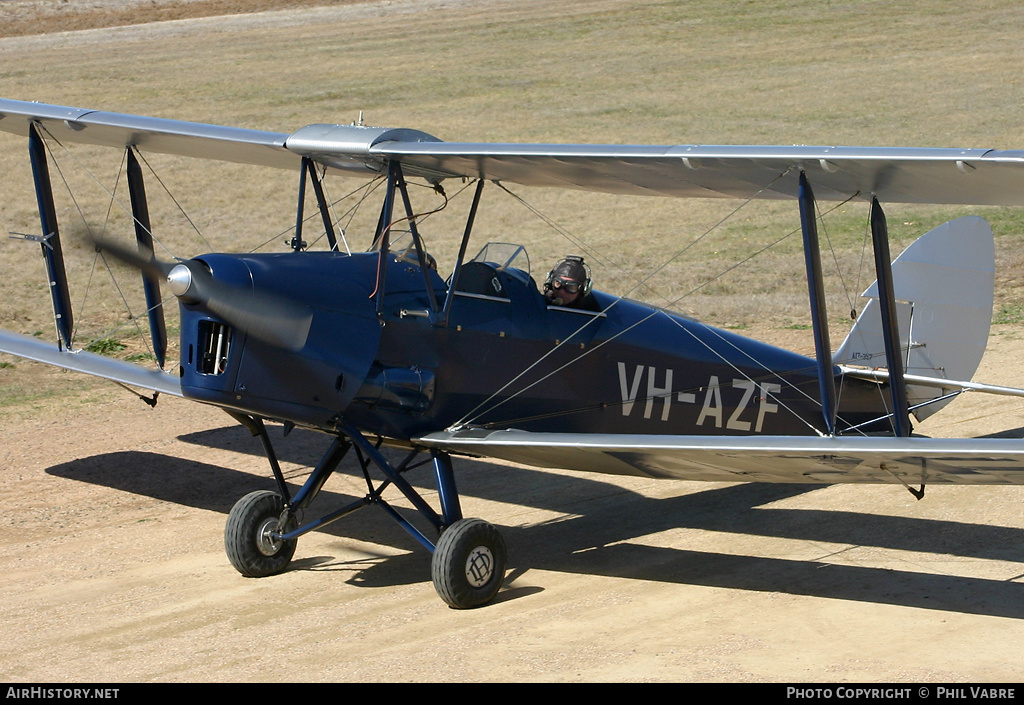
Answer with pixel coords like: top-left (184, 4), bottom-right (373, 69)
top-left (71, 250), bottom-right (99, 348)
top-left (493, 182), bottom-right (664, 304)
top-left (302, 163), bottom-right (353, 253)
top-left (33, 130), bottom-right (110, 348)
top-left (667, 193), bottom-right (862, 304)
top-left (663, 319), bottom-right (864, 436)
top-left (456, 172), bottom-right (870, 434)
top-left (452, 169), bottom-right (795, 429)
top-left (41, 138), bottom-right (158, 357)
top-left (131, 150), bottom-right (214, 255)
top-left (815, 191), bottom-right (861, 320)
top-left (37, 124), bottom-right (206, 260)
top-left (854, 202), bottom-right (874, 312)
top-left (69, 147), bottom-right (128, 346)
top-left (268, 172), bottom-right (386, 254)
top-left (31, 132), bottom-right (202, 363)
top-left (96, 151), bottom-right (157, 361)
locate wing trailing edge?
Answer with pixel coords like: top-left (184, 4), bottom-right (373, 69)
top-left (0, 328), bottom-right (182, 398)
top-left (417, 429), bottom-right (1024, 486)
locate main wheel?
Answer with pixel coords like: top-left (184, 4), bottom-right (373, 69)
top-left (224, 490), bottom-right (297, 577)
top-left (431, 518), bottom-right (506, 609)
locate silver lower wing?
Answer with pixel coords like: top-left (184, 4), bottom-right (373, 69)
top-left (0, 329), bottom-right (182, 398)
top-left (417, 429), bottom-right (1024, 485)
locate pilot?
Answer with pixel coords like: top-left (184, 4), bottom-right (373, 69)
top-left (543, 255), bottom-right (593, 309)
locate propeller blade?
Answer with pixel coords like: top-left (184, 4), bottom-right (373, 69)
top-left (94, 238), bottom-right (312, 352)
top-left (202, 275), bottom-right (313, 352)
top-left (93, 236), bottom-right (174, 280)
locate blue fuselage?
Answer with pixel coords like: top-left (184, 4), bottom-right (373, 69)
top-left (177, 251), bottom-right (885, 440)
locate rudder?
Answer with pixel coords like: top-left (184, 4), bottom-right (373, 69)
top-left (834, 216), bottom-right (995, 421)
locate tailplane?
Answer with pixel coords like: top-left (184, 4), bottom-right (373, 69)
top-left (834, 215), bottom-right (995, 421)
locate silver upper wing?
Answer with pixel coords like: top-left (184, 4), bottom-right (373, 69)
top-left (0, 99), bottom-right (296, 169)
top-left (380, 142), bottom-right (1024, 205)
top-left (4, 98), bottom-right (1024, 205)
top-left (417, 430), bottom-right (1024, 485)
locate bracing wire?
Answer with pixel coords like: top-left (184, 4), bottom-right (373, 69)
top-left (815, 191), bottom-right (862, 320)
top-left (39, 135), bottom-right (159, 356)
top-left (453, 169), bottom-right (796, 429)
top-left (132, 150), bottom-right (214, 255)
top-left (264, 172), bottom-right (386, 254)
top-left (69, 148), bottom-right (128, 346)
top-left (456, 171), bottom-right (869, 434)
top-left (32, 131), bottom-right (201, 363)
top-left (493, 182), bottom-right (664, 304)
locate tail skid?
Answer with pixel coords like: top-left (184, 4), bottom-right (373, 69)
top-left (834, 216), bottom-right (995, 421)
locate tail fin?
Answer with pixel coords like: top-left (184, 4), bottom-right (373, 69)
top-left (834, 215), bottom-right (994, 421)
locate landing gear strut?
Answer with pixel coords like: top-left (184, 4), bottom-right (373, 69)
top-left (224, 414), bottom-right (506, 608)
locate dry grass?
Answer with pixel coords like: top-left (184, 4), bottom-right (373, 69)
top-left (0, 0), bottom-right (368, 38)
top-left (2, 0), bottom-right (1024, 406)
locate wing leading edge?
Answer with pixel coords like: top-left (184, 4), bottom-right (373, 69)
top-left (4, 98), bottom-right (1024, 205)
top-left (417, 430), bottom-right (1024, 486)
top-left (377, 142), bottom-right (1024, 205)
top-left (0, 329), bottom-right (182, 398)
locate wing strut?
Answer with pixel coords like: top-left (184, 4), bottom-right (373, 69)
top-left (798, 172), bottom-right (837, 435)
top-left (394, 164), bottom-right (440, 315)
top-left (292, 157), bottom-right (339, 251)
top-left (27, 124), bottom-right (74, 350)
top-left (371, 161), bottom-right (400, 317)
top-left (441, 178), bottom-right (486, 327)
top-left (869, 197), bottom-right (912, 437)
top-left (126, 148), bottom-right (168, 368)
top-left (307, 160), bottom-right (338, 251)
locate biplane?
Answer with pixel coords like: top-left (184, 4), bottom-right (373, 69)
top-left (3, 97), bottom-right (1024, 609)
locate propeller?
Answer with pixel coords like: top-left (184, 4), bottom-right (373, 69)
top-left (95, 237), bottom-right (313, 352)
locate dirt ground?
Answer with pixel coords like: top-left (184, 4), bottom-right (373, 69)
top-left (2, 0), bottom-right (1024, 685)
top-left (1, 329), bottom-right (1023, 682)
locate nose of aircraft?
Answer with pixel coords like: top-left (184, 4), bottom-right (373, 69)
top-left (93, 237), bottom-right (312, 351)
top-left (167, 262), bottom-right (194, 298)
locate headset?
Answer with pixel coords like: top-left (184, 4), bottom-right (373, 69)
top-left (543, 255), bottom-right (592, 300)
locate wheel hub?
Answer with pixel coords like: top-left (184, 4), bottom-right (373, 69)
top-left (464, 545), bottom-right (494, 587)
top-left (256, 517), bottom-right (284, 556)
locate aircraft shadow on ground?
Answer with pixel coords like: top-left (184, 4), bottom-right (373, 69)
top-left (44, 424), bottom-right (1024, 618)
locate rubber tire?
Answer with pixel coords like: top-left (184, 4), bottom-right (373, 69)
top-left (224, 490), bottom-right (297, 577)
top-left (431, 518), bottom-right (506, 609)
